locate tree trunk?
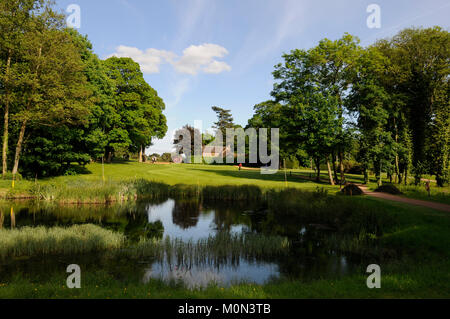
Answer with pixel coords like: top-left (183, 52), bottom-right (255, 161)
top-left (326, 157), bottom-right (335, 185)
top-left (314, 158), bottom-right (321, 182)
top-left (395, 155), bottom-right (400, 184)
top-left (339, 152), bottom-right (345, 189)
top-left (363, 166), bottom-right (369, 184)
top-left (331, 152), bottom-right (338, 183)
top-left (404, 166), bottom-right (408, 186)
top-left (138, 145), bottom-right (143, 163)
top-left (2, 49), bottom-right (12, 178)
top-left (376, 161), bottom-right (382, 187)
top-left (12, 119), bottom-right (27, 176)
top-left (394, 118), bottom-right (400, 184)
top-left (107, 151), bottom-right (112, 163)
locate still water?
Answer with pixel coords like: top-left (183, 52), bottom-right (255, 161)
top-left (0, 199), bottom-right (360, 288)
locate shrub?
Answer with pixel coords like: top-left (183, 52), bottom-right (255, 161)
top-left (375, 184), bottom-right (402, 195)
top-left (339, 160), bottom-right (364, 175)
top-left (341, 184), bottom-right (364, 196)
top-left (285, 156), bottom-right (300, 169)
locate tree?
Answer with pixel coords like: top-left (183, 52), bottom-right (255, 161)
top-left (212, 106), bottom-right (234, 136)
top-left (307, 34), bottom-right (362, 184)
top-left (247, 100), bottom-right (308, 167)
top-left (272, 47), bottom-right (344, 184)
top-left (10, 11), bottom-right (91, 176)
top-left (173, 124), bottom-right (202, 162)
top-left (346, 46), bottom-right (397, 186)
top-left (0, 0), bottom-right (48, 177)
top-left (103, 57), bottom-right (167, 162)
top-left (376, 27), bottom-right (450, 185)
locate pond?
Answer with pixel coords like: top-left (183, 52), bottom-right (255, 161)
top-left (0, 198), bottom-right (364, 288)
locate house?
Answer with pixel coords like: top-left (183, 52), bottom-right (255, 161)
top-left (202, 145), bottom-right (235, 159)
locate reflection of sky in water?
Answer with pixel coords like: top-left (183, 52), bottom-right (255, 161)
top-left (146, 200), bottom-right (244, 241)
top-left (143, 260), bottom-right (280, 288)
top-left (2, 200), bottom-right (358, 288)
top-left (147, 199), bottom-right (213, 241)
top-left (144, 200), bottom-right (280, 287)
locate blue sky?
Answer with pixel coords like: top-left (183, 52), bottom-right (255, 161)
top-left (55, 0), bottom-right (450, 154)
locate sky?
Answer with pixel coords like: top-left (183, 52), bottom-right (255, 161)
top-left (55, 0), bottom-right (450, 154)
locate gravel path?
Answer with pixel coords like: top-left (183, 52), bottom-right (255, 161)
top-left (357, 185), bottom-right (450, 213)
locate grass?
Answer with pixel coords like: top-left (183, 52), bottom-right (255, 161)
top-left (1, 258), bottom-right (448, 298)
top-left (0, 194), bottom-right (449, 298)
top-left (125, 232), bottom-right (290, 267)
top-left (0, 224), bottom-right (125, 260)
top-left (0, 161), bottom-right (449, 298)
top-left (397, 184), bottom-right (450, 205)
top-left (0, 223), bottom-right (289, 262)
top-left (1, 161), bottom-right (447, 204)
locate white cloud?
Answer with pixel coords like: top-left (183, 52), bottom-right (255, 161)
top-left (203, 60), bottom-right (232, 74)
top-left (173, 44), bottom-right (230, 75)
top-left (108, 45), bottom-right (176, 73)
top-left (108, 43), bottom-right (231, 75)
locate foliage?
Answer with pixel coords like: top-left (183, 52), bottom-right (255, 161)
top-left (340, 184), bottom-right (364, 196)
top-left (375, 184), bottom-right (403, 195)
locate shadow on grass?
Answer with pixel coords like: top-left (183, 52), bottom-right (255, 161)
top-left (187, 167), bottom-right (331, 185)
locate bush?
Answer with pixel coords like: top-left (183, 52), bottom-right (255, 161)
top-left (375, 184), bottom-right (403, 195)
top-left (340, 160), bottom-right (364, 175)
top-left (284, 156), bottom-right (300, 169)
top-left (341, 184), bottom-right (364, 196)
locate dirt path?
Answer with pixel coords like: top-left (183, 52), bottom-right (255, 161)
top-left (357, 185), bottom-right (450, 213)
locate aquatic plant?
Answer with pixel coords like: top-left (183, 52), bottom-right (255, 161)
top-left (0, 224), bottom-right (125, 259)
top-left (122, 232), bottom-right (290, 267)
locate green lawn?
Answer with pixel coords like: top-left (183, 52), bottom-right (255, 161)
top-left (0, 162), bottom-right (338, 198)
top-left (2, 161), bottom-right (447, 204)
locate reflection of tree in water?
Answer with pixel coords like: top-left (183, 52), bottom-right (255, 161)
top-left (172, 200), bottom-right (201, 229)
top-left (203, 200), bottom-right (255, 232)
top-left (125, 202), bottom-right (164, 241)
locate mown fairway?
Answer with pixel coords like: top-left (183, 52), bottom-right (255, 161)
top-left (2, 162), bottom-right (448, 205)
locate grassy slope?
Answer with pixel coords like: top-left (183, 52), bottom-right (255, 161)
top-left (2, 162), bottom-right (448, 203)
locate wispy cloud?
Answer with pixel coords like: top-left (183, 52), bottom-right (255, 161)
top-left (232, 0), bottom-right (308, 73)
top-left (167, 78), bottom-right (191, 108)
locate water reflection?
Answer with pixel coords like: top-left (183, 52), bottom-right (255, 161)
top-left (10, 206), bottom-right (15, 229)
top-left (172, 200), bottom-right (201, 229)
top-left (143, 260), bottom-right (280, 288)
top-left (0, 199), bottom-right (361, 287)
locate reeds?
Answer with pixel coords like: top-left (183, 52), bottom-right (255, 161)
top-left (0, 224), bottom-right (125, 259)
top-left (120, 232), bottom-right (290, 268)
top-left (0, 224), bottom-right (289, 264)
top-left (27, 179), bottom-right (266, 203)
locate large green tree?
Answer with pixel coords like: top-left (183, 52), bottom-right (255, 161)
top-left (9, 9), bottom-right (91, 176)
top-left (0, 0), bottom-right (48, 177)
top-left (271, 46), bottom-right (344, 184)
top-left (103, 57), bottom-right (167, 162)
top-left (375, 27), bottom-right (450, 185)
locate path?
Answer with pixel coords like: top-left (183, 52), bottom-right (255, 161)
top-left (357, 185), bottom-right (450, 213)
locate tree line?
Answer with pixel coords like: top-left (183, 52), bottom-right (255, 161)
top-left (0, 0), bottom-right (167, 177)
top-left (247, 28), bottom-right (449, 187)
